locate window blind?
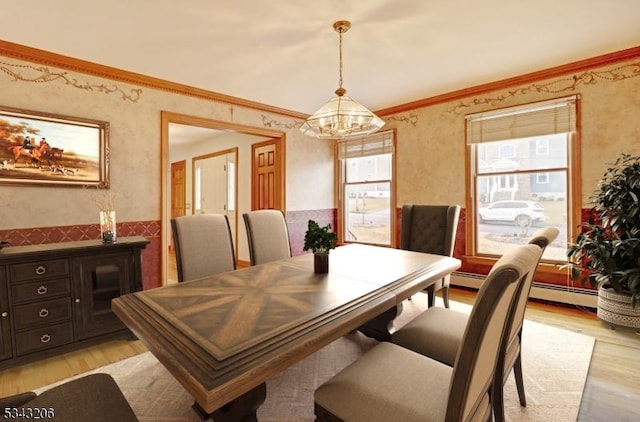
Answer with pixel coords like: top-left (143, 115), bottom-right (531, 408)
top-left (466, 96), bottom-right (577, 144)
top-left (337, 129), bottom-right (394, 160)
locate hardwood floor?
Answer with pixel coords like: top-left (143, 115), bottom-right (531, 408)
top-left (1, 284), bottom-right (637, 421)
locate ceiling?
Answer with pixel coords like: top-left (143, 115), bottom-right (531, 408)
top-left (1, 1), bottom-right (639, 115)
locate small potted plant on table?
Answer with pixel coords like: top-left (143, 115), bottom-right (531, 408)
top-left (303, 219), bottom-right (337, 274)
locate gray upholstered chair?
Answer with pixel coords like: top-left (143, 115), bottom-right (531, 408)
top-left (392, 227), bottom-right (559, 422)
top-left (243, 210), bottom-right (292, 265)
top-left (170, 213), bottom-right (236, 282)
top-left (0, 373), bottom-right (138, 421)
top-left (314, 243), bottom-right (543, 422)
top-left (401, 204), bottom-right (460, 308)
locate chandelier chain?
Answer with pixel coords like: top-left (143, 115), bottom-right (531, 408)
top-left (338, 27), bottom-right (343, 89)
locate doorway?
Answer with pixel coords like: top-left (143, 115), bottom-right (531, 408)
top-left (161, 111), bottom-right (286, 285)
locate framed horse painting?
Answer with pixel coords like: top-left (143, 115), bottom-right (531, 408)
top-left (0, 105), bottom-right (109, 187)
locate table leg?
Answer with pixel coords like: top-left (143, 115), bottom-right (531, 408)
top-left (192, 382), bottom-right (267, 422)
top-left (357, 303), bottom-right (403, 341)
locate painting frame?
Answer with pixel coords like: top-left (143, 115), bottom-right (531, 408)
top-left (0, 105), bottom-right (109, 187)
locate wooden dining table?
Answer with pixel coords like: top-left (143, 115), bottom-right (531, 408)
top-left (112, 243), bottom-right (461, 421)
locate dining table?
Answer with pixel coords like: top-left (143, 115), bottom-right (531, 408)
top-left (111, 243), bottom-right (461, 421)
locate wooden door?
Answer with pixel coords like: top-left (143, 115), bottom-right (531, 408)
top-left (193, 149), bottom-right (239, 256)
top-left (171, 160), bottom-right (186, 218)
top-left (196, 155), bottom-right (227, 215)
top-left (252, 140), bottom-right (281, 210)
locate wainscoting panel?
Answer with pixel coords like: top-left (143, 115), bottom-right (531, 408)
top-left (0, 221), bottom-right (161, 290)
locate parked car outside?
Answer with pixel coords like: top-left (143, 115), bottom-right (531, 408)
top-left (478, 200), bottom-right (547, 226)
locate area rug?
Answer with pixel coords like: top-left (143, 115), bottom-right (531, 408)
top-left (37, 296), bottom-right (595, 421)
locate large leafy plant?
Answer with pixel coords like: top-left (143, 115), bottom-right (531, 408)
top-left (567, 153), bottom-right (640, 307)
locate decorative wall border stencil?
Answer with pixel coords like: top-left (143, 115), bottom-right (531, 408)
top-left (384, 112), bottom-right (419, 126)
top-left (0, 60), bottom-right (143, 103)
top-left (0, 105), bottom-right (110, 187)
top-left (447, 61), bottom-right (640, 115)
top-left (261, 114), bottom-right (301, 129)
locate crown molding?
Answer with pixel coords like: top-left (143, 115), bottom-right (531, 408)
top-left (376, 45), bottom-right (640, 116)
top-left (0, 39), bottom-right (307, 120)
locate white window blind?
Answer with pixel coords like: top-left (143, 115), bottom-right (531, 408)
top-left (466, 96), bottom-right (577, 144)
top-left (337, 130), bottom-right (394, 160)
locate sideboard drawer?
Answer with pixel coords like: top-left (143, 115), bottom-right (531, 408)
top-left (9, 259), bottom-right (69, 282)
top-left (13, 298), bottom-right (72, 331)
top-left (11, 278), bottom-right (71, 304)
top-left (15, 322), bottom-right (74, 356)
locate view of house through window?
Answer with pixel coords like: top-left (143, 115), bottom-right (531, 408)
top-left (467, 97), bottom-right (578, 262)
top-left (338, 130), bottom-right (395, 246)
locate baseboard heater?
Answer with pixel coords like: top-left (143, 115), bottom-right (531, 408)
top-left (450, 271), bottom-right (598, 308)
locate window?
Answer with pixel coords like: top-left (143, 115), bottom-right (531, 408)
top-left (536, 139), bottom-right (550, 155)
top-left (467, 96), bottom-right (579, 263)
top-left (536, 172), bottom-right (549, 184)
top-left (337, 130), bottom-right (395, 246)
top-left (194, 167), bottom-right (202, 212)
top-left (498, 144), bottom-right (516, 158)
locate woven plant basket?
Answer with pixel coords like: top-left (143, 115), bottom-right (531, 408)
top-left (597, 286), bottom-right (640, 329)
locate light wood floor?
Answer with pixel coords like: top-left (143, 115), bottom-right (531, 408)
top-left (1, 284), bottom-right (638, 420)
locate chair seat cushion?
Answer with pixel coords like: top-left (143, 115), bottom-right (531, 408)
top-left (27, 373), bottom-right (138, 421)
top-left (392, 307), bottom-right (468, 366)
top-left (315, 342), bottom-right (452, 422)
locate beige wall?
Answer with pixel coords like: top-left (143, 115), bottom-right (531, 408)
top-left (0, 55), bottom-right (335, 230)
top-left (382, 57), bottom-right (640, 209)
top-left (1, 51), bottom-right (639, 236)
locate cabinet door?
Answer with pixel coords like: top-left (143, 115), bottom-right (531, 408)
top-left (72, 253), bottom-right (131, 340)
top-left (0, 267), bottom-right (12, 361)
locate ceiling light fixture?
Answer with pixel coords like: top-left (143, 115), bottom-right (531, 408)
top-left (299, 20), bottom-right (384, 140)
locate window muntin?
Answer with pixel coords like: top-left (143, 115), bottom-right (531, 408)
top-left (467, 97), bottom-right (577, 263)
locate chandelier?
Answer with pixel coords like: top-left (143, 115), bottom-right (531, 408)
top-left (299, 20), bottom-right (384, 140)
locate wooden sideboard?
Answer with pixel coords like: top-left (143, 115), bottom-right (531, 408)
top-left (0, 236), bottom-right (149, 369)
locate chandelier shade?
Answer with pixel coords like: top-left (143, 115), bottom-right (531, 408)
top-left (299, 91), bottom-right (386, 139)
top-left (300, 20), bottom-right (384, 140)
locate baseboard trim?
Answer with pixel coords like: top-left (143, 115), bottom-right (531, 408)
top-left (451, 271), bottom-right (598, 308)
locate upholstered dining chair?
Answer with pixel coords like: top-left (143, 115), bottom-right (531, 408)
top-left (243, 210), bottom-right (292, 265)
top-left (314, 243), bottom-right (543, 422)
top-left (401, 204), bottom-right (460, 308)
top-left (392, 227), bottom-right (559, 422)
top-left (171, 213), bottom-right (236, 282)
top-left (0, 373), bottom-right (138, 421)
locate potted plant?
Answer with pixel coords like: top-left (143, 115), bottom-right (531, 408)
top-left (303, 219), bottom-right (337, 273)
top-left (567, 153), bottom-right (640, 329)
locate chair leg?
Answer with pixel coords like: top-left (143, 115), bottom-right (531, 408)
top-left (442, 285), bottom-right (450, 308)
top-left (513, 351), bottom-right (527, 406)
top-left (427, 287), bottom-right (436, 307)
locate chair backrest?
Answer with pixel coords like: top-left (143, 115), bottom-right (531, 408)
top-left (170, 213), bottom-right (236, 282)
top-left (401, 204), bottom-right (460, 257)
top-left (243, 210), bottom-right (292, 265)
top-left (445, 243), bottom-right (543, 421)
top-left (506, 227), bottom-right (560, 342)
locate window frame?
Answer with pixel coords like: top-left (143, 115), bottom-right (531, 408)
top-left (336, 129), bottom-right (397, 247)
top-left (464, 96), bottom-right (582, 275)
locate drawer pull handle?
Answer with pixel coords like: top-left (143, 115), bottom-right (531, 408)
top-left (37, 285), bottom-right (48, 295)
top-left (1, 312), bottom-right (7, 318)
top-left (40, 334), bottom-right (51, 343)
top-left (35, 265), bottom-right (46, 275)
top-left (39, 308), bottom-right (49, 318)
